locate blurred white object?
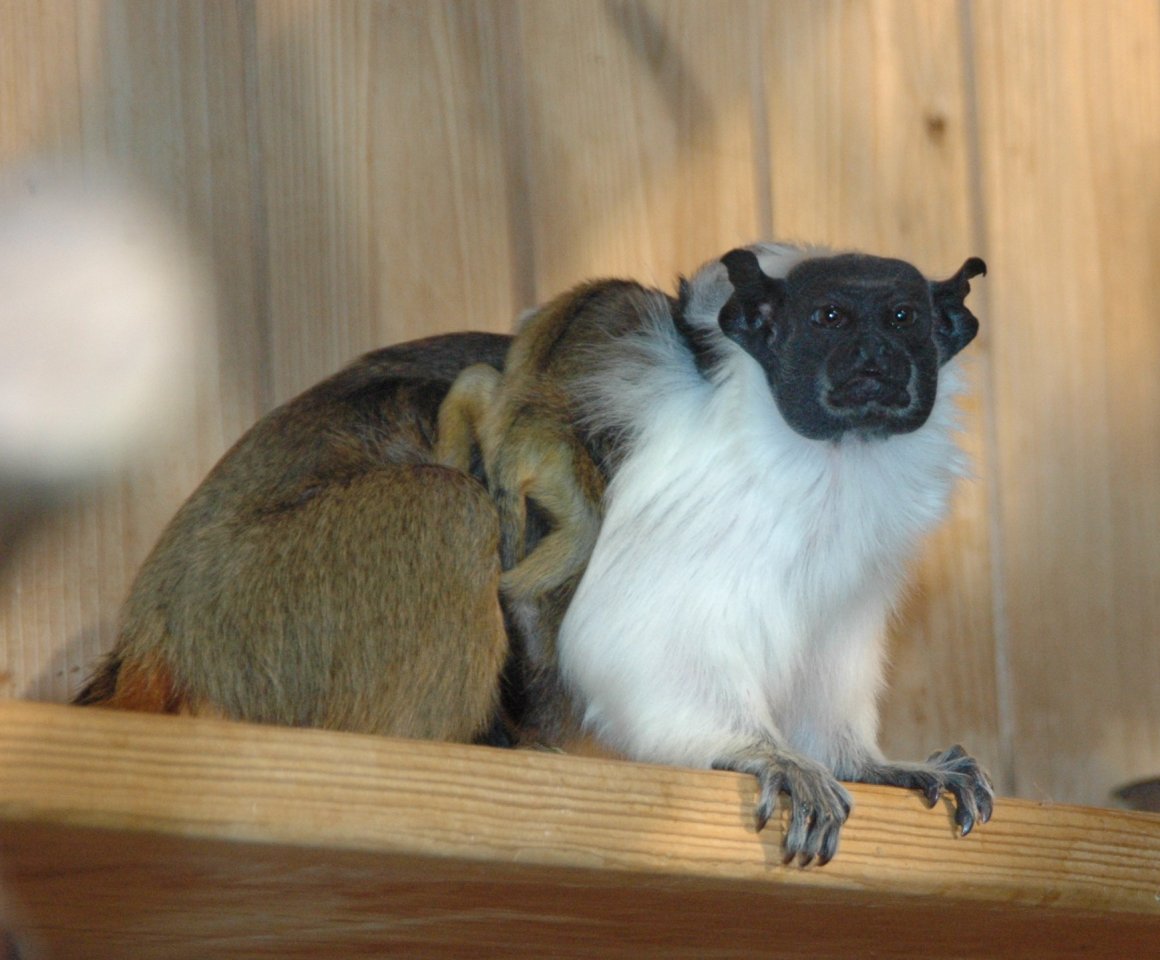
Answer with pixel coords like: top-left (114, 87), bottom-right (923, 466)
top-left (0, 171), bottom-right (211, 484)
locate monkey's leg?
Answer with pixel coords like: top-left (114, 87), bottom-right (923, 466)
top-left (712, 739), bottom-right (853, 866)
top-left (80, 465), bottom-right (510, 744)
top-left (847, 745), bottom-right (994, 837)
top-left (435, 363), bottom-right (502, 473)
top-left (305, 465), bottom-right (510, 742)
top-left (476, 422), bottom-right (603, 748)
top-left (492, 423), bottom-right (604, 601)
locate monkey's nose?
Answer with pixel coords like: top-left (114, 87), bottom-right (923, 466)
top-left (852, 337), bottom-right (890, 375)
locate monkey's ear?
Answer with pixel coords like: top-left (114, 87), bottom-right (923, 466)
top-left (718, 248), bottom-right (786, 354)
top-left (930, 257), bottom-right (986, 364)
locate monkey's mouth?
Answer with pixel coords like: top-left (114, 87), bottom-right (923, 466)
top-left (827, 375), bottom-right (911, 410)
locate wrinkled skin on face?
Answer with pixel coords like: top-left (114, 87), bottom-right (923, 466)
top-left (718, 250), bottom-right (985, 441)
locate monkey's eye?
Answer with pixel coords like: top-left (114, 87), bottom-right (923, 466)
top-left (890, 306), bottom-right (915, 329)
top-left (812, 305), bottom-right (849, 329)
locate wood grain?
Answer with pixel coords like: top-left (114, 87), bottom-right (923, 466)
top-left (972, 0), bottom-right (1160, 804)
top-left (515, 0), bottom-right (762, 295)
top-left (0, 0), bottom-right (82, 165)
top-left (252, 0), bottom-right (522, 402)
top-left (0, 702), bottom-right (1157, 960)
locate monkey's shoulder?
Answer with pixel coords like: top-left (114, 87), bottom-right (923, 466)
top-left (347, 331), bottom-right (511, 383)
top-left (481, 280), bottom-right (675, 476)
top-left (512, 279), bottom-right (674, 382)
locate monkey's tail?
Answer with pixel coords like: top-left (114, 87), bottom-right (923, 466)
top-left (71, 652), bottom-right (122, 705)
top-left (71, 649), bottom-right (188, 713)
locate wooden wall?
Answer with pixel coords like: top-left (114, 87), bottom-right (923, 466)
top-left (1, 0), bottom-right (1157, 809)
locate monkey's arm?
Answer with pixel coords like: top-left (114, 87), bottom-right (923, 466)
top-left (814, 608), bottom-right (995, 839)
top-left (434, 362), bottom-right (502, 475)
top-left (437, 363), bottom-right (604, 593)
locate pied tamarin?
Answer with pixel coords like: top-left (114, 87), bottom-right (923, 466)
top-left (77, 243), bottom-right (993, 864)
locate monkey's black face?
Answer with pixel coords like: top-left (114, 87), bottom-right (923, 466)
top-left (717, 250), bottom-right (985, 442)
top-left (776, 256), bottom-right (939, 440)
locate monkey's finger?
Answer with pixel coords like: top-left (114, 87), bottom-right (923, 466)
top-left (754, 771), bottom-right (786, 833)
top-left (787, 778), bottom-right (849, 865)
top-left (783, 796), bottom-right (815, 861)
top-left (915, 772), bottom-right (942, 808)
top-left (796, 815), bottom-right (826, 867)
top-left (822, 780), bottom-right (853, 864)
top-left (942, 752), bottom-right (994, 833)
top-left (817, 820), bottom-right (842, 866)
top-left (831, 779), bottom-right (854, 822)
top-left (797, 804), bottom-right (844, 866)
top-left (927, 743), bottom-right (968, 766)
top-left (754, 799), bottom-right (773, 834)
top-left (950, 779), bottom-right (982, 837)
top-left (973, 774), bottom-right (996, 824)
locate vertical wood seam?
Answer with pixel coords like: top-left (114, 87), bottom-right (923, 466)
top-left (747, 0), bottom-right (774, 240)
top-left (958, 0), bottom-right (1015, 796)
top-left (494, 0), bottom-right (537, 314)
top-left (240, 0), bottom-right (273, 413)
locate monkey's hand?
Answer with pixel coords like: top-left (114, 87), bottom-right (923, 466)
top-left (853, 744), bottom-right (995, 837)
top-left (714, 748), bottom-right (852, 866)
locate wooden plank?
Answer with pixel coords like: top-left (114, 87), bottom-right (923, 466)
top-left (972, 0), bottom-right (1160, 804)
top-left (514, 0), bottom-right (762, 295)
top-left (252, 0), bottom-right (522, 402)
top-left (0, 702), bottom-right (1157, 960)
top-left (760, 0), bottom-right (1002, 784)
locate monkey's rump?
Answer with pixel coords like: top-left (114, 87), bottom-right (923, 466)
top-left (108, 464), bottom-right (508, 742)
top-left (75, 333), bottom-right (515, 743)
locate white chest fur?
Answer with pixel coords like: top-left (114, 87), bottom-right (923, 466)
top-left (558, 340), bottom-right (968, 772)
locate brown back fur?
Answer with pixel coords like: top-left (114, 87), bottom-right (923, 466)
top-left (76, 333), bottom-right (512, 744)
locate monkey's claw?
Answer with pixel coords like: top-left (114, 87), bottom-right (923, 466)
top-left (720, 753), bottom-right (852, 866)
top-left (924, 744), bottom-right (995, 835)
top-left (858, 744), bottom-right (994, 837)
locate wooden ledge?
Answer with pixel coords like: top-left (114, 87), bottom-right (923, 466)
top-left (0, 700), bottom-right (1157, 959)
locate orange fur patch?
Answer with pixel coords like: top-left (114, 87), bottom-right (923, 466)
top-left (104, 655), bottom-right (188, 714)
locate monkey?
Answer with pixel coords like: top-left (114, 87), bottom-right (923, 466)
top-left (73, 332), bottom-right (518, 746)
top-left (75, 242), bottom-right (993, 866)
top-left (436, 243), bottom-right (993, 864)
top-left (433, 287), bottom-right (633, 745)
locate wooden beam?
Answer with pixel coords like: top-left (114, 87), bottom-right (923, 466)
top-left (0, 701), bottom-right (1156, 959)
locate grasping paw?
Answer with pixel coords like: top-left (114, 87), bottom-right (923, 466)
top-left (924, 744), bottom-right (995, 835)
top-left (857, 744), bottom-right (995, 837)
top-left (715, 750), bottom-right (853, 866)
